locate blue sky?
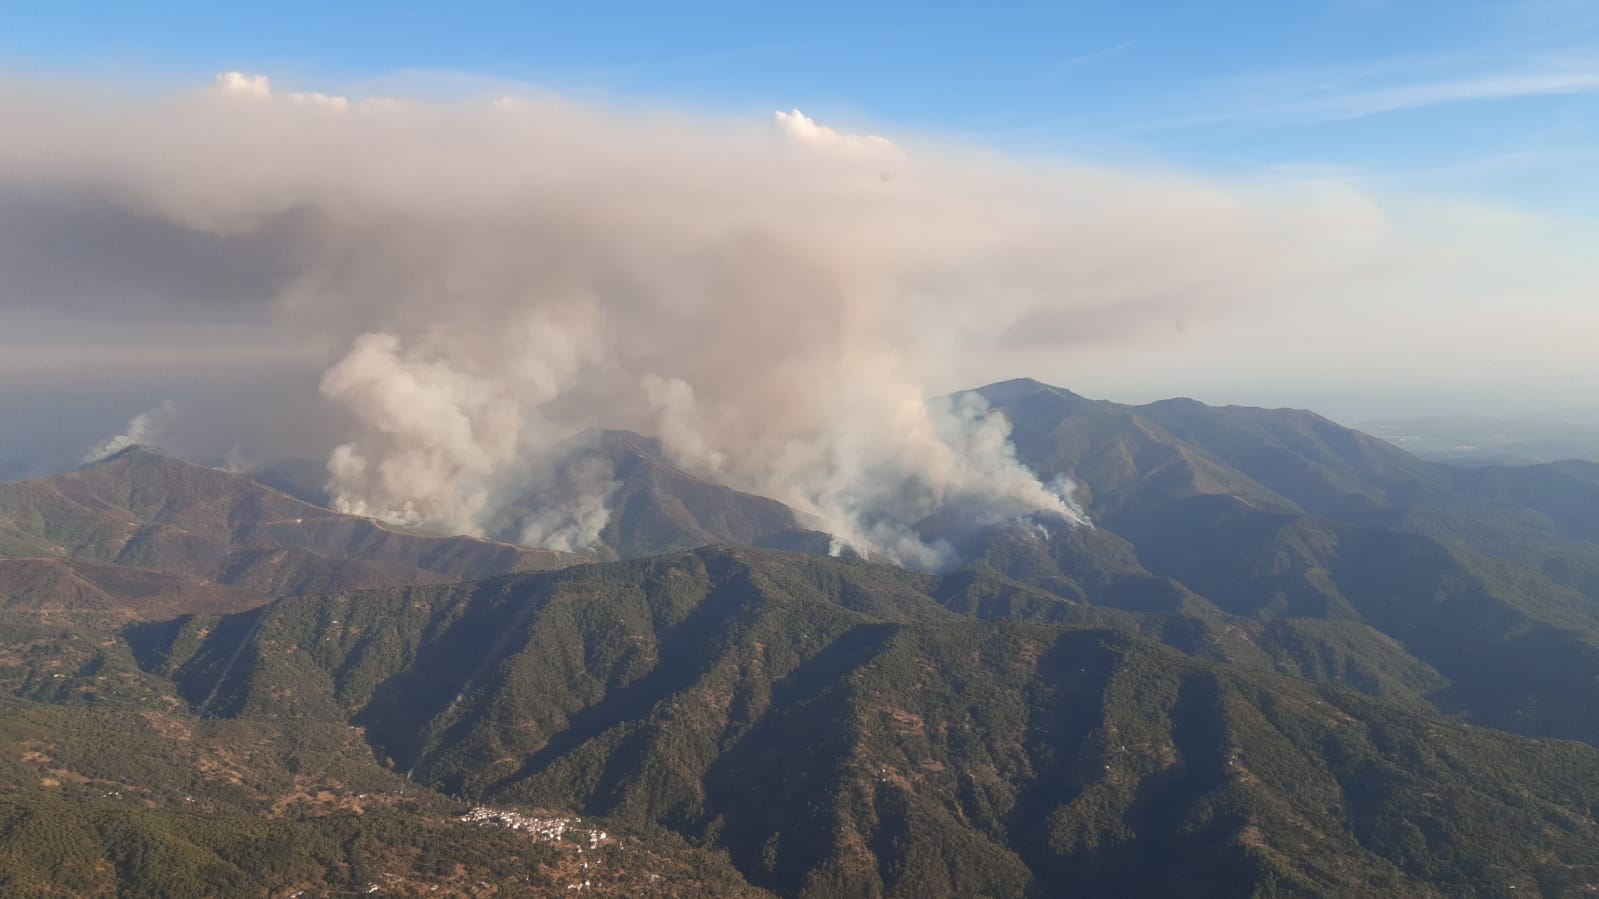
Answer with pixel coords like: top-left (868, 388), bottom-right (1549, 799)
top-left (3, 0), bottom-right (1596, 214)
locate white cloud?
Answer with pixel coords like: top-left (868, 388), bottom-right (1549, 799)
top-left (213, 70), bottom-right (349, 110)
top-left (215, 71), bottom-right (272, 99)
top-left (289, 90), bottom-right (350, 111)
top-left (774, 108), bottom-right (901, 157)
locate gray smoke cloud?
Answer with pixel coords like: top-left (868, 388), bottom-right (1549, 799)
top-left (0, 72), bottom-right (1392, 565)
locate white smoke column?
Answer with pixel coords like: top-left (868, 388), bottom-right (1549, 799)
top-left (929, 391), bottom-right (1090, 524)
top-left (646, 378), bottom-right (1089, 567)
top-left (319, 333), bottom-right (509, 528)
top-left (0, 73), bottom-right (1395, 566)
top-left (516, 454), bottom-right (621, 553)
top-left (82, 402), bottom-right (179, 463)
top-left (317, 303), bottom-right (601, 532)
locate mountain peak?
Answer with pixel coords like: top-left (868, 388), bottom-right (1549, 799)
top-left (970, 377), bottom-right (1084, 405)
top-left (1140, 396), bottom-right (1208, 412)
top-left (85, 443), bottom-right (168, 466)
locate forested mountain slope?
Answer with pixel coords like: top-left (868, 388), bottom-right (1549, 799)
top-left (103, 547), bottom-right (1599, 898)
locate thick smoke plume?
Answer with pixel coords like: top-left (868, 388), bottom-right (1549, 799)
top-left (0, 72), bottom-right (1389, 566)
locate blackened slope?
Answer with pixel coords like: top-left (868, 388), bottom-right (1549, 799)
top-left (0, 557), bottom-right (263, 625)
top-left (0, 446), bottom-right (580, 618)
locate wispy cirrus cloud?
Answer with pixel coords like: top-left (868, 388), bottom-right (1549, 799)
top-left (1292, 67), bottom-right (1599, 121)
top-left (1048, 41), bottom-right (1134, 72)
top-left (1175, 57), bottom-right (1599, 128)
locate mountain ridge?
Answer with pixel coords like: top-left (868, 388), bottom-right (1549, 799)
top-left (9, 382), bottom-right (1599, 894)
top-left (100, 546), bottom-right (1599, 897)
top-left (0, 445), bottom-right (583, 623)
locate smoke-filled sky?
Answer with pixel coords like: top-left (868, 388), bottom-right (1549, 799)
top-left (2, 8), bottom-right (1597, 555)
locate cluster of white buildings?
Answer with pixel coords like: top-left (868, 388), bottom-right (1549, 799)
top-left (456, 806), bottom-right (610, 849)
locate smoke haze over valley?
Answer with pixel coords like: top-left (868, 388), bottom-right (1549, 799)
top-left (4, 69), bottom-right (1597, 563)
